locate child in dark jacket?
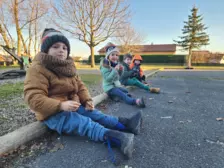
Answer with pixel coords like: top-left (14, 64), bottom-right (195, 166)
top-left (120, 54), bottom-right (160, 93)
top-left (24, 28), bottom-right (143, 163)
top-left (100, 44), bottom-right (145, 107)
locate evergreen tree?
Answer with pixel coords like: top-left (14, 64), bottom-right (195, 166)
top-left (174, 6), bottom-right (209, 68)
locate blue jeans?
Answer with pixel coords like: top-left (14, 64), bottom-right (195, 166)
top-left (107, 87), bottom-right (137, 105)
top-left (43, 106), bottom-right (118, 141)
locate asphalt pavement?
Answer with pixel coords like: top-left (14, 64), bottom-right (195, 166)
top-left (28, 70), bottom-right (224, 168)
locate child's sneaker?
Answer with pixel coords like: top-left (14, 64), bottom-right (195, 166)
top-left (119, 111), bottom-right (143, 135)
top-left (136, 97), bottom-right (145, 108)
top-left (150, 87), bottom-right (160, 94)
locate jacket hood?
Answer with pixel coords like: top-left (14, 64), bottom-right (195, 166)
top-left (132, 54), bottom-right (143, 62)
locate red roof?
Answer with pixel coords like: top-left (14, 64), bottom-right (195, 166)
top-left (98, 44), bottom-right (176, 53)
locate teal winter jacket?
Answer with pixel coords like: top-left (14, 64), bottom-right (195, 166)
top-left (100, 58), bottom-right (123, 92)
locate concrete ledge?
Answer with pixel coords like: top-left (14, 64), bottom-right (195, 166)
top-left (0, 121), bottom-right (47, 156)
top-left (145, 69), bottom-right (160, 78)
top-left (0, 69), bottom-right (159, 156)
top-left (92, 93), bottom-right (108, 106)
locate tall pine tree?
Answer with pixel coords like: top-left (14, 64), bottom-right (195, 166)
top-left (174, 6), bottom-right (209, 68)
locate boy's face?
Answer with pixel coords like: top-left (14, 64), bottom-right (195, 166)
top-left (108, 51), bottom-right (119, 63)
top-left (48, 42), bottom-right (68, 60)
top-left (124, 58), bottom-right (132, 65)
top-left (134, 60), bottom-right (141, 65)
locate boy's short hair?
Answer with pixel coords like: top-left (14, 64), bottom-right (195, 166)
top-left (123, 53), bottom-right (133, 60)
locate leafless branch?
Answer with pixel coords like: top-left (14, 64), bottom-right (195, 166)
top-left (20, 11), bottom-right (48, 29)
top-left (113, 23), bottom-right (147, 53)
top-left (51, 0), bottom-right (130, 67)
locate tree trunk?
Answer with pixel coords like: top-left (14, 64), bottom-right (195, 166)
top-left (16, 34), bottom-right (21, 56)
top-left (20, 33), bottom-right (27, 54)
top-left (89, 2), bottom-right (95, 68)
top-left (90, 46), bottom-right (95, 68)
top-left (3, 23), bottom-right (14, 45)
top-left (0, 24), bottom-right (11, 48)
top-left (188, 47), bottom-right (192, 68)
top-left (14, 0), bottom-right (21, 56)
top-left (27, 21), bottom-right (32, 55)
top-left (34, 21), bottom-right (37, 55)
top-left (34, 3), bottom-right (38, 55)
top-left (37, 39), bottom-right (40, 52)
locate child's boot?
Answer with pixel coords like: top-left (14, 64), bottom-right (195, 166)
top-left (136, 97), bottom-right (145, 108)
top-left (150, 87), bottom-right (160, 94)
top-left (104, 130), bottom-right (134, 159)
top-left (118, 111), bottom-right (143, 135)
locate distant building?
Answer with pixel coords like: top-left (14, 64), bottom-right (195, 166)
top-left (71, 56), bottom-right (83, 62)
top-left (219, 56), bottom-right (224, 64)
top-left (98, 43), bottom-right (177, 55)
top-left (0, 55), bottom-right (13, 66)
top-left (192, 50), bottom-right (224, 63)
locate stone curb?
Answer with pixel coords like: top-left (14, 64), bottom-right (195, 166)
top-left (0, 69), bottom-right (160, 156)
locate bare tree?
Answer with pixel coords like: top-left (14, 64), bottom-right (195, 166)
top-left (0, 25), bottom-right (10, 48)
top-left (114, 24), bottom-right (146, 54)
top-left (23, 0), bottom-right (49, 55)
top-left (0, 0), bottom-right (14, 48)
top-left (8, 0), bottom-right (49, 56)
top-left (52, 0), bottom-right (130, 67)
top-left (27, 11), bottom-right (34, 55)
top-left (0, 0), bottom-right (49, 62)
top-left (33, 0), bottom-right (50, 55)
top-left (10, 0), bottom-right (22, 56)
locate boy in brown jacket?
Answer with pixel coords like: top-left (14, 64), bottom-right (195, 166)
top-left (24, 28), bottom-right (143, 163)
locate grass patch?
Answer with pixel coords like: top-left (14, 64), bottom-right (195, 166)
top-left (0, 65), bottom-right (20, 69)
top-left (194, 66), bottom-right (224, 70)
top-left (0, 82), bottom-right (24, 99)
top-left (0, 74), bottom-right (101, 99)
top-left (0, 102), bottom-right (28, 109)
top-left (79, 74), bottom-right (101, 86)
top-left (0, 115), bottom-right (9, 121)
top-left (14, 103), bottom-right (28, 109)
top-left (76, 65), bottom-right (100, 69)
top-left (0, 104), bottom-right (9, 108)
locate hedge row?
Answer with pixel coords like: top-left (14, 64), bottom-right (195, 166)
top-left (88, 55), bottom-right (186, 64)
top-left (192, 63), bottom-right (224, 66)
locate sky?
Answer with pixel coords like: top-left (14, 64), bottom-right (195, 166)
top-left (1, 0), bottom-right (223, 57)
top-left (68, 0), bottom-right (224, 58)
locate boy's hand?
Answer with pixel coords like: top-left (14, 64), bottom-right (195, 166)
top-left (60, 101), bottom-right (81, 112)
top-left (85, 101), bottom-right (94, 111)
